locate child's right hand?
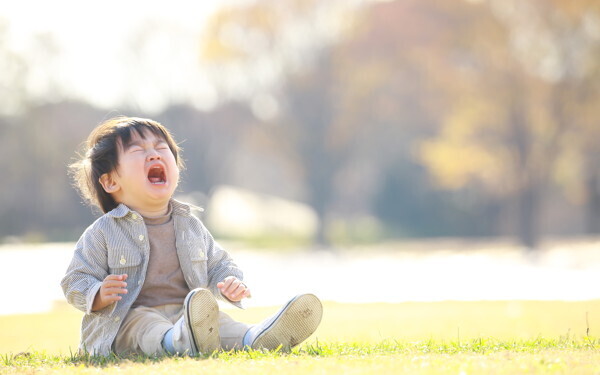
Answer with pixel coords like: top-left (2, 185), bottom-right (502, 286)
top-left (92, 274), bottom-right (128, 312)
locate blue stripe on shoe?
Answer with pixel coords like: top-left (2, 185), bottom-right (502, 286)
top-left (242, 329), bottom-right (251, 347)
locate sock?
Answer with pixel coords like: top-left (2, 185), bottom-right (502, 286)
top-left (162, 328), bottom-right (175, 354)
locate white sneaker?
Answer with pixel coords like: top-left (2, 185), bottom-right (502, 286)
top-left (245, 294), bottom-right (322, 350)
top-left (172, 288), bottom-right (220, 355)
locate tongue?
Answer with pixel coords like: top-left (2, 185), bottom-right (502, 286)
top-left (149, 177), bottom-right (162, 183)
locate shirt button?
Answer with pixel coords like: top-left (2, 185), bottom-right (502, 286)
top-left (132, 214), bottom-right (138, 220)
top-left (139, 234), bottom-right (144, 241)
top-left (120, 256), bottom-right (126, 265)
top-left (114, 316), bottom-right (120, 322)
top-left (138, 280), bottom-right (142, 286)
top-left (199, 251), bottom-right (204, 258)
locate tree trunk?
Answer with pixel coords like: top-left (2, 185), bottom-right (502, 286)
top-left (585, 169), bottom-right (600, 234)
top-left (286, 50), bottom-right (336, 249)
top-left (516, 181), bottom-right (542, 250)
top-left (309, 168), bottom-right (333, 247)
top-left (315, 215), bottom-right (329, 247)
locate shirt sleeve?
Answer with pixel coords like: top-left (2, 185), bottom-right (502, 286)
top-left (201, 221), bottom-right (245, 308)
top-left (60, 223), bottom-right (117, 316)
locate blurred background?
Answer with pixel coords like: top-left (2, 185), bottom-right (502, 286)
top-left (1, 0), bottom-right (600, 315)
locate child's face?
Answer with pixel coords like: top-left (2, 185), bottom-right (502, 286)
top-left (103, 129), bottom-right (180, 213)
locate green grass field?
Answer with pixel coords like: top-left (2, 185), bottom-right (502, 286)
top-left (2, 300), bottom-right (600, 374)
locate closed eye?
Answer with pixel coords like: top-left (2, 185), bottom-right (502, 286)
top-left (156, 142), bottom-right (170, 151)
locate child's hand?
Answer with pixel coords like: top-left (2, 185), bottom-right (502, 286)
top-left (217, 276), bottom-right (251, 302)
top-left (92, 274), bottom-right (128, 312)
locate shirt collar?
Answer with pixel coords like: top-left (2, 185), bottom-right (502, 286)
top-left (107, 203), bottom-right (131, 218)
top-left (107, 198), bottom-right (200, 219)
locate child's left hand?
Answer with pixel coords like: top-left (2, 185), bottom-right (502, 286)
top-left (217, 276), bottom-right (252, 302)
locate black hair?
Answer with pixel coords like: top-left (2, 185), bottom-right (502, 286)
top-left (70, 117), bottom-right (184, 213)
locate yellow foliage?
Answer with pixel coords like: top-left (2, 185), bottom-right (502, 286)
top-left (418, 98), bottom-right (512, 192)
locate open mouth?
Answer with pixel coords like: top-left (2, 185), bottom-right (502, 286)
top-left (147, 165), bottom-right (166, 185)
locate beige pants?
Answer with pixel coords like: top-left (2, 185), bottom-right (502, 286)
top-left (113, 304), bottom-right (250, 355)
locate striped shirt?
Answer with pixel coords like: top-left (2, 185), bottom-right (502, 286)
top-left (60, 199), bottom-right (243, 355)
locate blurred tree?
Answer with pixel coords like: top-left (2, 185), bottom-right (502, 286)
top-left (0, 102), bottom-right (106, 241)
top-left (3, 0), bottom-right (597, 247)
top-left (200, 0), bottom-right (360, 244)
top-left (538, 0), bottom-right (600, 235)
top-left (331, 0), bottom-right (488, 238)
top-left (0, 21), bottom-right (102, 240)
top-left (200, 0), bottom-right (354, 102)
top-left (158, 103), bottom-right (261, 195)
top-left (419, 0), bottom-right (600, 248)
top-left (0, 19), bottom-right (29, 115)
top-left (280, 49), bottom-right (338, 244)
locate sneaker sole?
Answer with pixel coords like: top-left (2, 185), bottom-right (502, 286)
top-left (185, 288), bottom-right (220, 355)
top-left (252, 293), bottom-right (323, 351)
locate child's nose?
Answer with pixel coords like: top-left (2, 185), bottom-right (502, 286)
top-left (147, 151), bottom-right (161, 161)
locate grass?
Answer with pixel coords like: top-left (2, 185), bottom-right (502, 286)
top-left (2, 339), bottom-right (600, 374)
top-left (2, 300), bottom-right (600, 374)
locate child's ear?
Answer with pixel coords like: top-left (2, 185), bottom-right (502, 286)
top-left (99, 173), bottom-right (120, 193)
